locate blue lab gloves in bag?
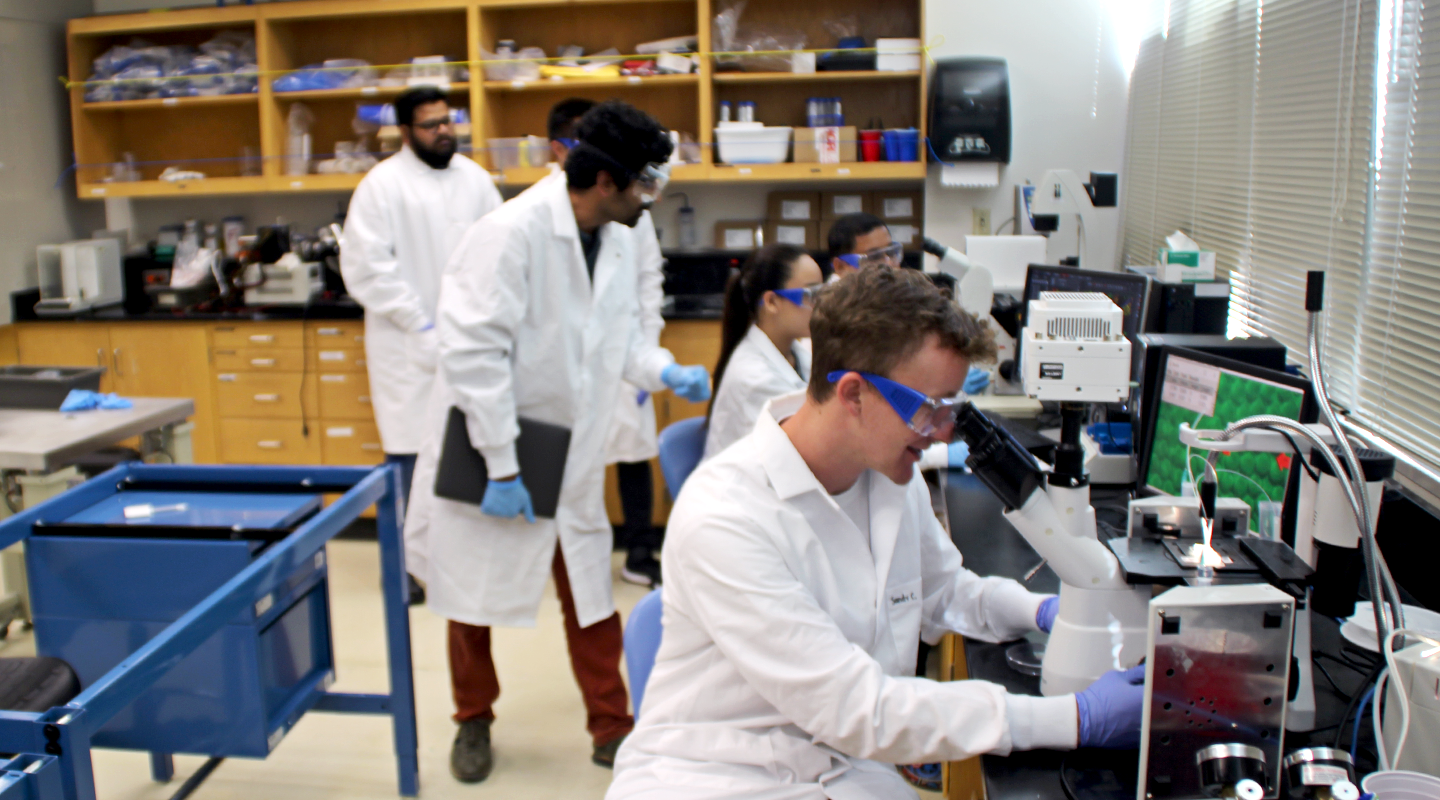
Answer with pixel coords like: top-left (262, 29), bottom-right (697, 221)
top-left (662, 364), bottom-right (712, 402)
top-left (481, 476), bottom-right (536, 523)
top-left (1036, 595), bottom-right (1059, 633)
top-left (964, 365), bottom-right (991, 395)
top-left (947, 440), bottom-right (970, 468)
top-left (1075, 664), bottom-right (1147, 748)
top-left (60, 390), bottom-right (133, 412)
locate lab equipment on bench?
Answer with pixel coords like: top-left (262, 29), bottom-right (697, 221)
top-left (0, 463), bottom-right (418, 799)
top-left (922, 236), bottom-right (993, 319)
top-left (1029, 169), bottom-right (1118, 270)
top-left (241, 255), bottom-right (322, 306)
top-left (1020, 291), bottom-right (1131, 403)
top-left (34, 239), bottom-right (123, 317)
top-left (1282, 748), bottom-right (1359, 800)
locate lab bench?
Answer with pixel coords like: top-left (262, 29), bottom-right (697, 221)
top-left (938, 470), bottom-right (1375, 800)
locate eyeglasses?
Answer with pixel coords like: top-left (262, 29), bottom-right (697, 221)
top-left (837, 242), bottom-right (905, 270)
top-left (827, 370), bottom-right (961, 437)
top-left (412, 117), bottom-right (454, 132)
top-left (631, 161), bottom-right (671, 205)
top-left (772, 286), bottom-right (819, 307)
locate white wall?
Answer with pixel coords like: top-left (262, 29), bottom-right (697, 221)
top-left (923, 0), bottom-right (1135, 273)
top-left (0, 0), bottom-right (105, 324)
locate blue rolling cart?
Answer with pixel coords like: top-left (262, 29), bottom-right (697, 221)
top-left (0, 463), bottom-right (418, 800)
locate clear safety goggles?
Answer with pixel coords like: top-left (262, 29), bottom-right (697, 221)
top-left (827, 370), bottom-right (961, 437)
top-left (772, 286), bottom-right (820, 308)
top-left (631, 162), bottom-right (671, 205)
top-left (837, 242), bottom-right (905, 270)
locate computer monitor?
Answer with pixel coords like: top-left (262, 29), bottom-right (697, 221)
top-left (1138, 346), bottom-right (1316, 531)
top-left (1023, 264), bottom-right (1150, 340)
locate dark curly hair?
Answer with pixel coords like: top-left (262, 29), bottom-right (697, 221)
top-left (564, 100), bottom-right (673, 191)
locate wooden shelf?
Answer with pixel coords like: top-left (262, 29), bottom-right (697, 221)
top-left (706, 161), bottom-right (926, 181)
top-left (712, 70), bottom-right (921, 83)
top-left (270, 83), bottom-right (470, 102)
top-left (82, 93), bottom-right (259, 112)
top-left (78, 176), bottom-right (270, 198)
top-left (482, 74), bottom-right (698, 92)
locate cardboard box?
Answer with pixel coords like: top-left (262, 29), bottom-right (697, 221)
top-left (767, 191), bottom-right (820, 222)
top-left (821, 191), bottom-right (872, 219)
top-left (793, 127), bottom-right (858, 163)
top-left (764, 220), bottom-right (818, 250)
top-left (714, 220), bottom-right (763, 250)
top-left (887, 220), bottom-right (922, 251)
top-left (874, 190), bottom-right (923, 220)
top-left (1159, 248), bottom-right (1217, 281)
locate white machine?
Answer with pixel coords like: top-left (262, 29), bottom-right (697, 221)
top-left (1029, 169), bottom-right (1113, 270)
top-left (1021, 291), bottom-right (1131, 403)
top-left (922, 237), bottom-right (993, 319)
top-left (34, 238), bottom-right (123, 316)
top-left (1381, 640), bottom-right (1440, 776)
top-left (242, 255), bottom-right (322, 306)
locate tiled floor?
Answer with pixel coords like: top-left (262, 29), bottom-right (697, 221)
top-left (4, 541), bottom-right (941, 799)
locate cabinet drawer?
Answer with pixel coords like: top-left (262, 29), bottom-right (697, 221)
top-left (312, 347), bottom-right (367, 373)
top-left (308, 321), bottom-right (365, 349)
top-left (213, 322), bottom-right (303, 350)
top-left (214, 372), bottom-right (306, 418)
top-left (317, 373), bottom-right (374, 420)
top-left (212, 348), bottom-right (306, 372)
top-left (218, 419), bottom-right (320, 465)
top-left (320, 421), bottom-right (384, 465)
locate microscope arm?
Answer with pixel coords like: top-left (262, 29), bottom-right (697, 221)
top-left (1178, 422), bottom-right (1336, 454)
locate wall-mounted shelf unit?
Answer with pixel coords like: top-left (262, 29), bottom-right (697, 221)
top-left (66, 0), bottom-right (926, 198)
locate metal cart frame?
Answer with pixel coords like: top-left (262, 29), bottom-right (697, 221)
top-left (0, 463), bottom-right (418, 800)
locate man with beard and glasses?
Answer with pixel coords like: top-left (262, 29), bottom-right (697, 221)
top-left (407, 100), bottom-right (711, 784)
top-left (341, 86), bottom-right (502, 606)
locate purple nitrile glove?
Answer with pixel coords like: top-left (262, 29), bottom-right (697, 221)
top-left (1075, 664), bottom-right (1146, 748)
top-left (1036, 595), bottom-right (1059, 633)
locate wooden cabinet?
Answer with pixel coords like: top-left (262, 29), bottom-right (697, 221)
top-left (14, 322), bottom-right (218, 463)
top-left (65, 0), bottom-right (926, 198)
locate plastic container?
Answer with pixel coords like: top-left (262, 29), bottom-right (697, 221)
top-left (523, 135), bottom-right (550, 167)
top-left (715, 126), bottom-right (793, 164)
top-left (883, 128), bottom-right (921, 162)
top-left (719, 101), bottom-right (732, 123)
top-left (859, 130), bottom-right (883, 162)
top-left (0, 366), bottom-right (105, 410)
top-left (1361, 771), bottom-right (1440, 800)
top-left (738, 101), bottom-right (756, 122)
top-left (487, 137), bottom-right (525, 170)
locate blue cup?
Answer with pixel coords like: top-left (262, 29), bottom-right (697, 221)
top-left (883, 128), bottom-right (920, 162)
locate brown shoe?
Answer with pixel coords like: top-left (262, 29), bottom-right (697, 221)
top-left (591, 732), bottom-right (628, 768)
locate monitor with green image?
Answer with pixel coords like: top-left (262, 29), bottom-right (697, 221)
top-left (1141, 348), bottom-right (1311, 531)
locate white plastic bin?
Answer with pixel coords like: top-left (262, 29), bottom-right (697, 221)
top-left (715, 126), bottom-right (793, 164)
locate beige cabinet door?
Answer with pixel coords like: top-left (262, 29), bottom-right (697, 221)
top-left (107, 323), bottom-right (217, 463)
top-left (15, 323), bottom-right (114, 392)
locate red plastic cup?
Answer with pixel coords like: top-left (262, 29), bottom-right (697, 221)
top-left (860, 130), bottom-right (883, 162)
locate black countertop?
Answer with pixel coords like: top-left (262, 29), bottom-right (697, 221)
top-left (16, 297), bottom-right (722, 323)
top-left (942, 471), bottom-right (1373, 800)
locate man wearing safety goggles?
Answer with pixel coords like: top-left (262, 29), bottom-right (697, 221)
top-left (827, 211), bottom-right (904, 280)
top-left (609, 267), bottom-right (1144, 800)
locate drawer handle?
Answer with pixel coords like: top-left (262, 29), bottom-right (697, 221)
top-left (249, 334), bottom-right (275, 344)
top-left (253, 393), bottom-right (281, 403)
top-left (257, 440), bottom-right (283, 449)
top-left (358, 395), bottom-right (371, 404)
top-left (250, 358), bottom-right (276, 367)
top-left (361, 443), bottom-right (382, 451)
top-left (218, 374), bottom-right (237, 382)
top-left (318, 327), bottom-right (341, 336)
top-left (320, 374), bottom-right (346, 383)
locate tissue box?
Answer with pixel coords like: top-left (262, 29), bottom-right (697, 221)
top-left (1159, 249), bottom-right (1217, 282)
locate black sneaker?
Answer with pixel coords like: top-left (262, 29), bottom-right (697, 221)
top-left (621, 550), bottom-right (662, 588)
top-left (407, 574), bottom-right (426, 606)
top-left (592, 732), bottom-right (628, 768)
top-left (450, 718), bottom-right (494, 783)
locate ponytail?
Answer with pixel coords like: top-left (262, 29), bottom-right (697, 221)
top-left (706, 243), bottom-right (806, 421)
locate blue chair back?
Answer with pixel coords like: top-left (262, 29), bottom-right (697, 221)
top-left (657, 416), bottom-right (707, 498)
top-left (624, 588), bottom-right (664, 717)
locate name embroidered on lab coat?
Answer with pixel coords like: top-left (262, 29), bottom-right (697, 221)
top-left (890, 591), bottom-right (918, 606)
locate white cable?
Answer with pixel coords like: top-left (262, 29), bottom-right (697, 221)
top-left (1373, 666), bottom-right (1390, 770)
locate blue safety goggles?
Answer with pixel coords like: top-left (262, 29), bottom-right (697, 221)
top-left (836, 242), bottom-right (904, 270)
top-left (827, 370), bottom-right (961, 437)
top-left (555, 137), bottom-right (579, 149)
top-left (772, 287), bottom-right (819, 307)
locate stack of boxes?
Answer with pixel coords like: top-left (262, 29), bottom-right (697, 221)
top-left (712, 188), bottom-right (927, 253)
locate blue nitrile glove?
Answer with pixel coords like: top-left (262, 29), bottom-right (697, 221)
top-left (1075, 664), bottom-right (1147, 748)
top-left (480, 476), bottom-right (536, 523)
top-left (1036, 595), bottom-right (1059, 633)
top-left (947, 440), bottom-right (970, 467)
top-left (662, 364), bottom-right (711, 403)
top-left (964, 365), bottom-right (991, 395)
top-left (60, 390), bottom-right (133, 412)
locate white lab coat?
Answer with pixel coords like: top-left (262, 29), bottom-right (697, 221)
top-left (703, 324), bottom-right (810, 461)
top-left (608, 391), bottom-right (1078, 800)
top-left (411, 175), bottom-right (675, 629)
top-left (340, 146), bottom-right (503, 454)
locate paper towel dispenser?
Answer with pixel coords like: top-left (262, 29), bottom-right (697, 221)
top-left (929, 58), bottom-right (1011, 163)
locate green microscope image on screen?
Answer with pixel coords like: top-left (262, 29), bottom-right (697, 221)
top-left (1146, 361), bottom-right (1306, 530)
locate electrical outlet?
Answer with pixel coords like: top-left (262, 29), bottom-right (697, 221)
top-left (972, 207), bottom-right (991, 236)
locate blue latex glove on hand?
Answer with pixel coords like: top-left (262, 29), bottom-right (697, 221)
top-left (1075, 664), bottom-right (1146, 748)
top-left (947, 440), bottom-right (970, 468)
top-left (480, 476), bottom-right (536, 523)
top-left (662, 364), bottom-right (711, 403)
top-left (1036, 595), bottom-right (1059, 633)
top-left (60, 390), bottom-right (133, 412)
top-left (963, 366), bottom-right (990, 395)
